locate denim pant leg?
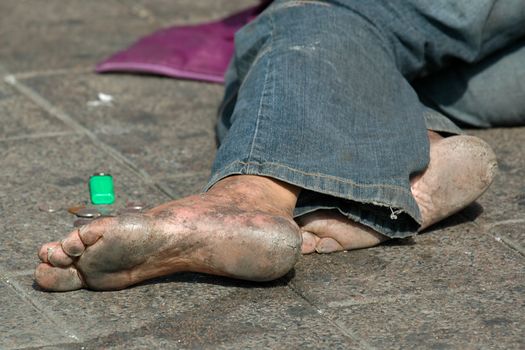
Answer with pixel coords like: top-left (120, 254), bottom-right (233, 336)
top-left (206, 0), bottom-right (525, 238)
top-left (415, 38), bottom-right (525, 128)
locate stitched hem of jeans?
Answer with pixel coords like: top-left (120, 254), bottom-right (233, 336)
top-left (204, 160), bottom-right (423, 226)
top-left (294, 204), bottom-right (419, 239)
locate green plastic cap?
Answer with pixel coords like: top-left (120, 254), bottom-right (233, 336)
top-left (89, 173), bottom-right (115, 205)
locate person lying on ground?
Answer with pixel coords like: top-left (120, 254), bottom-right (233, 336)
top-left (35, 0), bottom-right (525, 291)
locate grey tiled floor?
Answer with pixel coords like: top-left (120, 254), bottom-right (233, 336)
top-left (1, 1), bottom-right (523, 349)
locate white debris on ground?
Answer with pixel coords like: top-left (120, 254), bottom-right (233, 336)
top-left (87, 92), bottom-right (114, 107)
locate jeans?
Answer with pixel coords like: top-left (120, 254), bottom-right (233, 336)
top-left (205, 0), bottom-right (525, 238)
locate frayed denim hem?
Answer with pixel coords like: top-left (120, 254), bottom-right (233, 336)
top-left (204, 160), bottom-right (422, 238)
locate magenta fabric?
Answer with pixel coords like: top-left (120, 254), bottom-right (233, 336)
top-left (96, 2), bottom-right (271, 83)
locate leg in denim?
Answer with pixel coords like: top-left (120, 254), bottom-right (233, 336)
top-left (33, 0), bottom-right (525, 292)
top-left (208, 0), bottom-right (525, 238)
top-left (416, 38), bottom-right (525, 128)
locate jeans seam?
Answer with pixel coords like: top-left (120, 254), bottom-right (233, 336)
top-left (214, 160), bottom-right (413, 193)
top-left (205, 159), bottom-right (422, 227)
top-left (247, 13), bottom-right (275, 170)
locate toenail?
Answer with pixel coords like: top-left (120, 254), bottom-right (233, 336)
top-left (61, 238), bottom-right (84, 257)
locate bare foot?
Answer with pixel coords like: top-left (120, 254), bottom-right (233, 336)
top-left (35, 176), bottom-right (302, 291)
top-left (299, 132), bottom-right (497, 254)
top-left (298, 211), bottom-right (388, 254)
top-left (411, 134), bottom-right (497, 230)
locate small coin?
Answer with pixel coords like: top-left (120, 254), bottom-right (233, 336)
top-left (125, 201), bottom-right (146, 211)
top-left (67, 204), bottom-right (87, 215)
top-left (96, 206), bottom-right (114, 216)
top-left (73, 218), bottom-right (93, 227)
top-left (117, 207), bottom-right (141, 215)
top-left (38, 203), bottom-right (61, 213)
top-left (75, 208), bottom-right (101, 219)
top-left (99, 214), bottom-right (116, 218)
top-left (93, 214), bottom-right (116, 221)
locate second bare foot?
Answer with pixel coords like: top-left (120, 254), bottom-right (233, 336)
top-left (298, 133), bottom-right (497, 254)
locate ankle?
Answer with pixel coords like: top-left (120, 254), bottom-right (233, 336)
top-left (427, 130), bottom-right (444, 144)
top-left (208, 175), bottom-right (300, 216)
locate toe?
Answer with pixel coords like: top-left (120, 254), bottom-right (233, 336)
top-left (61, 229), bottom-right (86, 257)
top-left (78, 218), bottom-right (110, 245)
top-left (316, 237), bottom-right (344, 254)
top-left (414, 135), bottom-right (498, 230)
top-left (47, 243), bottom-right (74, 267)
top-left (35, 263), bottom-right (84, 292)
top-left (301, 230), bottom-right (319, 254)
top-left (38, 242), bottom-right (59, 262)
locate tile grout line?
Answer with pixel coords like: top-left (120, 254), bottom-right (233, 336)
top-left (4, 279), bottom-right (83, 342)
top-left (0, 131), bottom-right (80, 142)
top-left (0, 62), bottom-right (11, 76)
top-left (495, 236), bottom-right (525, 257)
top-left (3, 74), bottom-right (176, 200)
top-left (1, 269), bottom-right (37, 279)
top-left (0, 265), bottom-right (82, 343)
top-left (459, 212), bottom-right (525, 258)
top-left (322, 287), bottom-right (497, 308)
top-left (1, 63), bottom-right (212, 189)
top-left (10, 67), bottom-right (94, 80)
top-left (115, 0), bottom-right (161, 25)
top-left (286, 283), bottom-right (376, 350)
top-left (1, 62), bottom-right (83, 343)
top-left (484, 218), bottom-right (525, 228)
top-left (10, 341), bottom-right (80, 350)
top-left (0, 62), bottom-right (83, 347)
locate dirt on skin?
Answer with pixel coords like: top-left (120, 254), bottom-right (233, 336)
top-left (35, 176), bottom-right (302, 292)
top-left (35, 135), bottom-right (498, 290)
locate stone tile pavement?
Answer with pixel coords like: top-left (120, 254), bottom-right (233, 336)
top-left (0, 1), bottom-right (523, 349)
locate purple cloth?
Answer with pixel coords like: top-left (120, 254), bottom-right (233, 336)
top-left (96, 2), bottom-right (270, 83)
